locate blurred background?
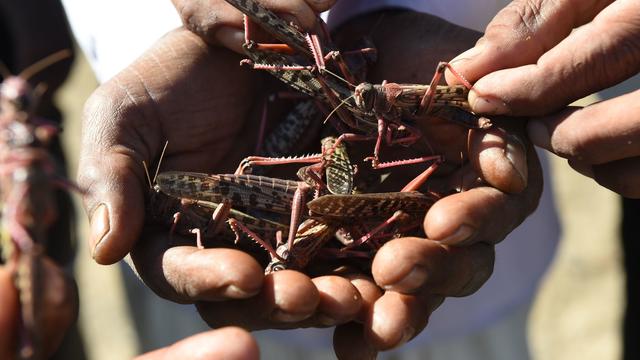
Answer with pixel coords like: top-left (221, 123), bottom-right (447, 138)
top-left (2, 0), bottom-right (638, 358)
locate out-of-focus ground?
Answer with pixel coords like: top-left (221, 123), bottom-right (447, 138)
top-left (55, 49), bottom-right (635, 359)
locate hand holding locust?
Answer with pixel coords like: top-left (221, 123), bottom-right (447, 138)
top-left (78, 9), bottom-right (542, 358)
top-left (448, 0), bottom-right (640, 198)
top-left (79, 27), bottom-right (367, 334)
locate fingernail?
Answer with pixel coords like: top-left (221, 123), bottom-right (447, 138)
top-left (223, 284), bottom-right (255, 299)
top-left (469, 91), bottom-right (509, 115)
top-left (271, 309), bottom-right (309, 323)
top-left (384, 266), bottom-right (428, 292)
top-left (90, 204), bottom-right (109, 259)
top-left (396, 326), bottom-right (415, 348)
top-left (505, 134), bottom-right (528, 187)
top-left (527, 120), bottom-right (551, 150)
top-left (437, 224), bottom-right (475, 245)
top-left (316, 314), bottom-right (338, 326)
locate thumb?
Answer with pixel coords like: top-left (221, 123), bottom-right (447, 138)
top-left (78, 92), bottom-right (147, 265)
top-left (135, 327), bottom-right (260, 360)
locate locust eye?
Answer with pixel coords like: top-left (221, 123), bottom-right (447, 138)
top-left (270, 263), bottom-right (286, 272)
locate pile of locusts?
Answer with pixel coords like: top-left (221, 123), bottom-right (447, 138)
top-left (0, 50), bottom-right (76, 359)
top-left (147, 0), bottom-right (493, 275)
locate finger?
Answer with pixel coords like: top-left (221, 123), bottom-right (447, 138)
top-left (333, 322), bottom-right (377, 360)
top-left (172, 0), bottom-right (325, 52)
top-left (303, 0), bottom-right (336, 13)
top-left (136, 326), bottom-right (259, 360)
top-left (346, 274), bottom-right (383, 323)
top-left (172, 0), bottom-right (245, 52)
top-left (365, 291), bottom-right (444, 350)
top-left (462, 1), bottom-right (640, 115)
top-left (446, 0), bottom-right (612, 84)
top-left (469, 125), bottom-right (529, 193)
top-left (570, 157), bottom-right (640, 199)
top-left (427, 142), bottom-right (542, 245)
top-left (130, 228), bottom-right (263, 302)
top-left (528, 91), bottom-right (640, 165)
top-left (78, 144), bottom-right (147, 265)
top-left (0, 268), bottom-right (19, 359)
top-left (195, 270), bottom-right (320, 329)
top-left (372, 237), bottom-right (494, 296)
top-left (243, 0), bottom-right (324, 29)
top-left (309, 276), bottom-right (362, 326)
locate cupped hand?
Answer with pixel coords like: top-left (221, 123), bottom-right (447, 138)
top-left (446, 0), bottom-right (640, 197)
top-left (329, 10), bottom-right (543, 352)
top-left (78, 28), bottom-right (366, 332)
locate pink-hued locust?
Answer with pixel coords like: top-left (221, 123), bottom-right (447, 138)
top-left (0, 49), bottom-right (75, 360)
top-left (152, 137), bottom-right (357, 273)
top-left (145, 165), bottom-right (289, 249)
top-left (223, 0), bottom-right (491, 170)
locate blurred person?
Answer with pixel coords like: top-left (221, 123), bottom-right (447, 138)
top-left (62, 0), bottom-right (555, 359)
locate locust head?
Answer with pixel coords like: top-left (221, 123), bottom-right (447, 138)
top-left (354, 82), bottom-right (376, 112)
top-left (0, 76), bottom-right (35, 118)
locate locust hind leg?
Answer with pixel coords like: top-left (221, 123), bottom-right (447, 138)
top-left (227, 218), bottom-right (284, 273)
top-left (341, 210), bottom-right (413, 251)
top-left (417, 62), bottom-right (473, 116)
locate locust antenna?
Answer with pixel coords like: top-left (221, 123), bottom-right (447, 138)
top-left (324, 94), bottom-right (355, 124)
top-left (153, 141), bottom-right (169, 184)
top-left (143, 141), bottom-right (169, 188)
top-left (142, 161), bottom-right (153, 189)
top-left (18, 49), bottom-right (71, 80)
top-left (322, 68), bottom-right (355, 89)
top-left (369, 13), bottom-right (387, 38)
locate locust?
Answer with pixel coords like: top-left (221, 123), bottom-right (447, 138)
top-left (223, 0), bottom-right (491, 170)
top-left (152, 137), bottom-right (357, 273)
top-left (0, 49), bottom-right (75, 360)
top-left (144, 163), bottom-right (289, 249)
top-left (154, 137), bottom-right (349, 251)
top-left (225, 136), bottom-right (356, 273)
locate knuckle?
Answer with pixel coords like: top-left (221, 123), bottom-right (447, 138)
top-left (487, 0), bottom-right (545, 41)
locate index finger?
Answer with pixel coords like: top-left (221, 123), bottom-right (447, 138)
top-left (448, 0), bottom-right (640, 116)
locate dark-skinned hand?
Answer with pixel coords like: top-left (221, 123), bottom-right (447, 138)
top-left (447, 0), bottom-right (640, 198)
top-left (0, 258), bottom-right (77, 359)
top-left (78, 5), bottom-right (542, 359)
top-left (0, 261), bottom-right (258, 360)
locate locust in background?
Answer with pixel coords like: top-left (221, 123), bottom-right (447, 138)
top-left (0, 49), bottom-right (77, 360)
